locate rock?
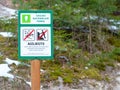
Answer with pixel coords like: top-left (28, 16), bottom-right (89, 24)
top-left (57, 55), bottom-right (70, 67)
top-left (105, 66), bottom-right (113, 72)
top-left (0, 0), bottom-right (14, 8)
top-left (8, 63), bottom-right (17, 70)
top-left (113, 84), bottom-right (120, 90)
top-left (116, 77), bottom-right (120, 84)
top-left (0, 76), bottom-right (30, 90)
top-left (117, 72), bottom-right (120, 76)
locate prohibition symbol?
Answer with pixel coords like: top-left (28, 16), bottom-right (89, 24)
top-left (23, 29), bottom-right (35, 41)
top-left (37, 29), bottom-right (48, 41)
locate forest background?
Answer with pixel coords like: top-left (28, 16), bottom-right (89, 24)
top-left (0, 0), bottom-right (120, 84)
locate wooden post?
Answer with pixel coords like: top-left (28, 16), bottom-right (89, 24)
top-left (31, 60), bottom-right (40, 90)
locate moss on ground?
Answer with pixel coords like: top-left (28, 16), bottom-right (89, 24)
top-left (41, 60), bottom-right (102, 83)
top-left (0, 30), bottom-right (120, 84)
top-left (41, 47), bottom-right (120, 83)
top-left (107, 37), bottom-right (120, 47)
top-left (112, 48), bottom-right (120, 62)
top-left (0, 36), bottom-right (18, 60)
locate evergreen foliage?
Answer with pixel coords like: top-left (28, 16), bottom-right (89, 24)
top-left (0, 0), bottom-right (119, 83)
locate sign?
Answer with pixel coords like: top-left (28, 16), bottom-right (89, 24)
top-left (18, 10), bottom-right (53, 60)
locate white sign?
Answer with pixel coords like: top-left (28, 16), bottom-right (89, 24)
top-left (20, 27), bottom-right (51, 56)
top-left (18, 10), bottom-right (53, 59)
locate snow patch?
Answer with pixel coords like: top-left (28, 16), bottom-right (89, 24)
top-left (0, 64), bottom-right (14, 78)
top-left (40, 69), bottom-right (46, 73)
top-left (0, 4), bottom-right (16, 18)
top-left (4, 58), bottom-right (20, 65)
top-left (116, 77), bottom-right (120, 83)
top-left (107, 25), bottom-right (118, 30)
top-left (2, 6), bottom-right (16, 15)
top-left (25, 81), bottom-right (43, 90)
top-left (116, 21), bottom-right (120, 24)
top-left (83, 16), bottom-right (98, 20)
top-left (113, 84), bottom-right (120, 90)
top-left (0, 32), bottom-right (13, 37)
top-left (0, 58), bottom-right (21, 79)
top-left (26, 81), bottom-right (31, 86)
top-left (117, 72), bottom-right (120, 76)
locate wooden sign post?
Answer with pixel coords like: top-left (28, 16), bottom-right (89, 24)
top-left (31, 60), bottom-right (40, 90)
top-left (18, 10), bottom-right (53, 90)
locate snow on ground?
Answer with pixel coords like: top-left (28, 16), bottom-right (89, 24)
top-left (26, 81), bottom-right (31, 86)
top-left (4, 58), bottom-right (20, 65)
top-left (116, 77), bottom-right (120, 83)
top-left (0, 57), bottom-right (45, 88)
top-left (0, 64), bottom-right (14, 78)
top-left (0, 4), bottom-right (16, 18)
top-left (116, 21), bottom-right (120, 24)
top-left (0, 58), bottom-right (20, 79)
top-left (0, 32), bottom-right (13, 37)
top-left (108, 25), bottom-right (119, 30)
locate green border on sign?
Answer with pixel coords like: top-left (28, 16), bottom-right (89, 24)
top-left (18, 10), bottom-right (53, 60)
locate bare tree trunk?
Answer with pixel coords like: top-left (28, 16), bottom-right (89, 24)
top-left (87, 15), bottom-right (92, 54)
top-left (88, 23), bottom-right (92, 53)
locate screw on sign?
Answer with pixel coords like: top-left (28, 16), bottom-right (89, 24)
top-left (37, 29), bottom-right (48, 40)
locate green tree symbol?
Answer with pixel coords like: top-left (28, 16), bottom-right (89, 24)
top-left (22, 14), bottom-right (31, 23)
